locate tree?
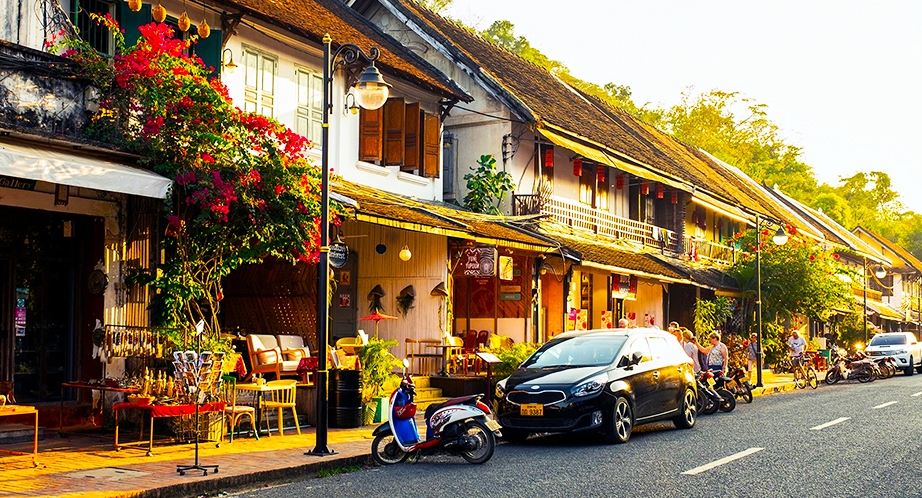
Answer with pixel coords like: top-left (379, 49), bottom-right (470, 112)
top-left (812, 192), bottom-right (854, 229)
top-left (463, 154), bottom-right (514, 215)
top-left (53, 17), bottom-right (341, 347)
top-left (413, 0), bottom-right (453, 13)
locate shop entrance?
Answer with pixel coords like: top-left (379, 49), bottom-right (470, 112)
top-left (0, 207), bottom-right (97, 403)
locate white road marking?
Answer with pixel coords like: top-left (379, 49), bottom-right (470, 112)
top-left (682, 448), bottom-right (763, 476)
top-left (810, 417), bottom-right (850, 430)
top-left (873, 401), bottom-right (898, 409)
top-left (911, 391), bottom-right (922, 397)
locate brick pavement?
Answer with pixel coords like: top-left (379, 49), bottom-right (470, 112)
top-left (0, 374), bottom-right (797, 498)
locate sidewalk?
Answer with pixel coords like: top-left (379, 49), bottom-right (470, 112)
top-left (0, 373), bottom-right (799, 498)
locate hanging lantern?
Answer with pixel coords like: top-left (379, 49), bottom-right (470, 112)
top-left (671, 189), bottom-right (678, 204)
top-left (544, 147), bottom-right (554, 168)
top-left (152, 3), bottom-right (166, 22)
top-left (629, 276), bottom-right (638, 294)
top-left (197, 18), bottom-right (210, 38)
top-left (641, 181), bottom-right (649, 196)
top-left (597, 165), bottom-right (606, 183)
top-left (656, 183), bottom-right (664, 199)
top-left (615, 174), bottom-right (624, 190)
top-left (178, 11), bottom-right (191, 32)
top-left (573, 158), bottom-right (582, 177)
top-left (128, 0), bottom-right (143, 12)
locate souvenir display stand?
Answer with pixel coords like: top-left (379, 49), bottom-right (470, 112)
top-left (172, 347), bottom-right (224, 476)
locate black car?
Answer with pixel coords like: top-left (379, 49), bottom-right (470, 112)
top-left (495, 328), bottom-right (697, 444)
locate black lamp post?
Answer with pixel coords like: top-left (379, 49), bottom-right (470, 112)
top-left (307, 34), bottom-right (390, 457)
top-left (862, 258), bottom-right (888, 346)
top-left (754, 216), bottom-right (788, 388)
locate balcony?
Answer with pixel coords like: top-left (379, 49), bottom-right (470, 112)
top-left (514, 193), bottom-right (739, 265)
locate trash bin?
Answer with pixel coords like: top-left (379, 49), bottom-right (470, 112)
top-left (328, 369), bottom-right (363, 428)
top-left (819, 349), bottom-right (831, 370)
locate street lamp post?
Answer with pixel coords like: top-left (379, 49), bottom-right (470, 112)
top-left (863, 258), bottom-right (888, 345)
top-left (308, 34), bottom-right (389, 457)
top-left (754, 215), bottom-right (788, 388)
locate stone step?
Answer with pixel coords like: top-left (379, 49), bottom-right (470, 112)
top-left (412, 376), bottom-right (431, 389)
top-left (414, 387), bottom-right (443, 401)
top-left (0, 423), bottom-right (45, 445)
top-left (415, 397), bottom-right (449, 412)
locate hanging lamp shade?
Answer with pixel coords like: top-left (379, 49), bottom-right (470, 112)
top-left (352, 63), bottom-right (391, 110)
top-left (398, 285), bottom-right (416, 298)
top-left (178, 11), bottom-right (191, 32)
top-left (197, 18), bottom-right (210, 38)
top-left (152, 3), bottom-right (167, 22)
top-left (128, 0), bottom-right (143, 12)
top-left (367, 284), bottom-right (385, 299)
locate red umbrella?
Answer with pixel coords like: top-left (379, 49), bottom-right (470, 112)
top-left (359, 311), bottom-right (398, 338)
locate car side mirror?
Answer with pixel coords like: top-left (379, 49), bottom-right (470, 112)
top-left (631, 351), bottom-right (644, 365)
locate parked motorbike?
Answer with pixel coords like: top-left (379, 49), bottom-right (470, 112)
top-left (371, 359), bottom-right (501, 465)
top-left (825, 348), bottom-right (876, 384)
top-left (873, 356), bottom-right (897, 379)
top-left (715, 367), bottom-right (753, 403)
top-left (695, 370), bottom-right (736, 414)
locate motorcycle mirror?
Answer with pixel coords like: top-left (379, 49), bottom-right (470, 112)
top-left (402, 358), bottom-right (410, 368)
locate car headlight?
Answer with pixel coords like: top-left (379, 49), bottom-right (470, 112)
top-left (572, 374), bottom-right (607, 398)
top-left (495, 378), bottom-right (508, 399)
top-left (895, 350), bottom-right (907, 355)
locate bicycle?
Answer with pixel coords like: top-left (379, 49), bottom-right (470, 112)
top-left (792, 354), bottom-right (818, 389)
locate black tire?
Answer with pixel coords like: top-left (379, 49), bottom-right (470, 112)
top-left (825, 368), bottom-right (841, 385)
top-left (371, 433), bottom-right (409, 465)
top-left (739, 383), bottom-right (753, 403)
top-left (501, 429), bottom-right (529, 444)
top-left (716, 388), bottom-right (736, 412)
top-left (906, 357), bottom-right (915, 376)
top-left (807, 368), bottom-right (818, 389)
top-left (603, 396), bottom-right (633, 444)
top-left (855, 370), bottom-right (873, 383)
top-left (701, 391), bottom-right (719, 415)
top-left (672, 388), bottom-right (697, 429)
top-left (459, 421), bottom-right (495, 464)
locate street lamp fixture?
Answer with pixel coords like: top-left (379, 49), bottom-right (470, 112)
top-left (863, 260), bottom-right (889, 344)
top-left (755, 216), bottom-right (788, 388)
top-left (308, 34), bottom-right (390, 458)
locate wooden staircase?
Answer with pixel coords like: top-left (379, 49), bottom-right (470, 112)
top-left (412, 376), bottom-right (448, 412)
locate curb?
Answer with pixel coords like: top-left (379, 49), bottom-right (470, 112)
top-left (132, 454), bottom-right (371, 498)
top-left (751, 382), bottom-right (796, 397)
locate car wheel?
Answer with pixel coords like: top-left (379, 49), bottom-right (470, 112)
top-left (604, 396), bottom-right (633, 444)
top-left (672, 388), bottom-right (696, 429)
top-left (501, 429), bottom-right (529, 444)
top-left (906, 357), bottom-right (915, 376)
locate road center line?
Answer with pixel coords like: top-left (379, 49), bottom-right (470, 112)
top-left (911, 391), bottom-right (922, 397)
top-left (682, 448), bottom-right (763, 476)
top-left (810, 417), bottom-right (850, 430)
top-left (873, 401), bottom-right (898, 409)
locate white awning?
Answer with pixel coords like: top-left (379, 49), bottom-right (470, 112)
top-left (0, 141), bottom-right (172, 199)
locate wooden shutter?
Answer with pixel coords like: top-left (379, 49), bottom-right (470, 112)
top-left (422, 112), bottom-right (440, 178)
top-left (194, 28), bottom-right (223, 77)
top-left (359, 106), bottom-right (384, 162)
top-left (117, 3), bottom-right (152, 47)
top-left (403, 102), bottom-right (421, 172)
top-left (383, 98), bottom-right (405, 166)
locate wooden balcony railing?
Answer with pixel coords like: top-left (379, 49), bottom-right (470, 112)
top-left (513, 193), bottom-right (739, 265)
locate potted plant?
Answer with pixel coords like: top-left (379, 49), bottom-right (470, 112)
top-left (357, 337), bottom-right (401, 425)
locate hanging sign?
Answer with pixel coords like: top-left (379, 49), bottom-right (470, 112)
top-left (461, 246), bottom-right (497, 277)
top-left (329, 241), bottom-right (349, 269)
top-left (611, 274), bottom-right (637, 301)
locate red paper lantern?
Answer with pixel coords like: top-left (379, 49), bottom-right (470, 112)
top-left (597, 166), bottom-right (606, 183)
top-left (671, 190), bottom-right (678, 204)
top-left (573, 158), bottom-right (582, 177)
top-left (615, 174), bottom-right (624, 190)
top-left (656, 183), bottom-right (664, 199)
top-left (629, 276), bottom-right (638, 294)
top-left (641, 181), bottom-right (649, 196)
top-left (544, 148), bottom-right (554, 168)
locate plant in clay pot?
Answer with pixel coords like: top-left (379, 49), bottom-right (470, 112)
top-left (357, 337), bottom-right (401, 424)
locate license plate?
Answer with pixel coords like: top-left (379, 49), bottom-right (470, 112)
top-left (486, 419), bottom-right (502, 431)
top-left (520, 403), bottom-right (543, 416)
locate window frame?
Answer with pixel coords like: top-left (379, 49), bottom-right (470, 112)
top-left (242, 45), bottom-right (278, 118)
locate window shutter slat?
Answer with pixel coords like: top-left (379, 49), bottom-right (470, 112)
top-left (359, 107), bottom-right (384, 162)
top-left (383, 98), bottom-right (405, 166)
top-left (422, 112), bottom-right (440, 178)
top-left (403, 102), bottom-right (421, 172)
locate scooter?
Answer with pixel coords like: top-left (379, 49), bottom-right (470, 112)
top-left (696, 370), bottom-right (736, 414)
top-left (715, 367), bottom-right (753, 403)
top-left (371, 359), bottom-right (501, 465)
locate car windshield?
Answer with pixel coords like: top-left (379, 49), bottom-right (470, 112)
top-left (870, 334), bottom-right (908, 346)
top-left (522, 335), bottom-right (628, 368)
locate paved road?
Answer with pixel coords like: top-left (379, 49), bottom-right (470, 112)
top-left (227, 375), bottom-right (922, 498)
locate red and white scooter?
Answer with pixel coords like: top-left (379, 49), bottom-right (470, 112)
top-left (371, 359), bottom-right (501, 465)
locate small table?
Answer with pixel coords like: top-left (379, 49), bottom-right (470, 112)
top-left (61, 381), bottom-right (139, 431)
top-left (426, 344), bottom-right (453, 376)
top-left (113, 402), bottom-right (225, 456)
top-left (235, 383), bottom-right (291, 435)
top-left (0, 405), bottom-right (38, 467)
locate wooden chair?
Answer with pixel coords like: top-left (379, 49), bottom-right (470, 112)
top-left (477, 330), bottom-right (489, 349)
top-left (447, 335), bottom-right (472, 375)
top-left (262, 379), bottom-right (300, 436)
top-left (417, 338), bottom-right (442, 376)
top-left (221, 375), bottom-right (258, 443)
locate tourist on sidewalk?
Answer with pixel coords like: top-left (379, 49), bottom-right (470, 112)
top-left (745, 332), bottom-right (759, 382)
top-left (696, 331), bottom-right (729, 376)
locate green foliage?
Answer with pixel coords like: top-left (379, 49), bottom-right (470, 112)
top-left (412, 0), bottom-right (453, 13)
top-left (692, 297), bottom-right (733, 342)
top-left (492, 342), bottom-right (537, 384)
top-left (463, 154), bottom-right (515, 215)
top-left (357, 338), bottom-right (402, 403)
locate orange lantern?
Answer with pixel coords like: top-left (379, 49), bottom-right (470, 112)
top-left (671, 190), bottom-right (678, 204)
top-left (641, 181), bottom-right (649, 196)
top-left (656, 183), bottom-right (664, 199)
top-left (544, 147), bottom-right (554, 168)
top-left (152, 3), bottom-right (166, 22)
top-left (197, 18), bottom-right (210, 38)
top-left (128, 0), bottom-right (142, 12)
top-left (573, 158), bottom-right (582, 177)
top-left (597, 166), bottom-right (606, 183)
top-left (178, 11), bottom-right (191, 32)
top-left (615, 174), bottom-right (624, 190)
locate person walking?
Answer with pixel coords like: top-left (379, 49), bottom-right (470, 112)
top-left (746, 333), bottom-right (760, 382)
top-left (696, 331), bottom-right (729, 376)
top-left (668, 321), bottom-right (682, 342)
top-left (682, 329), bottom-right (701, 374)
